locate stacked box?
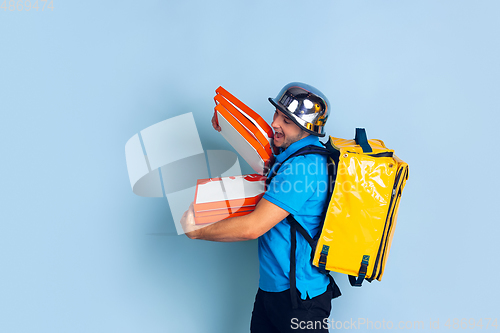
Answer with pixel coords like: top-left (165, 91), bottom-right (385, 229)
top-left (193, 87), bottom-right (274, 225)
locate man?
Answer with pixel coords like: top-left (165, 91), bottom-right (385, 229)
top-left (181, 82), bottom-right (338, 333)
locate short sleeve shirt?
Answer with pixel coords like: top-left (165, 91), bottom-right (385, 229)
top-left (258, 135), bottom-right (330, 299)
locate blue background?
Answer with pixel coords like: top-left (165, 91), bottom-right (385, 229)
top-left (1, 1), bottom-right (499, 332)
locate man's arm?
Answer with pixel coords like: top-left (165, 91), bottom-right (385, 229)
top-left (181, 198), bottom-right (289, 242)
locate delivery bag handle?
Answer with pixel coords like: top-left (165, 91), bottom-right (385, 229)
top-left (354, 128), bottom-right (373, 153)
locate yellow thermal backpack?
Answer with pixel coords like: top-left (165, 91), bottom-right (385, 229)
top-left (266, 128), bottom-right (409, 302)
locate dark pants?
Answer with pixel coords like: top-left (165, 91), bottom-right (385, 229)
top-left (250, 285), bottom-right (333, 333)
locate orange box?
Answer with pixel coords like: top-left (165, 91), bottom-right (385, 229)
top-left (193, 174), bottom-right (266, 225)
top-left (193, 87), bottom-right (274, 225)
top-left (214, 87), bottom-right (274, 175)
top-left (194, 204), bottom-right (257, 218)
top-left (194, 210), bottom-right (255, 225)
top-left (214, 86), bottom-right (273, 140)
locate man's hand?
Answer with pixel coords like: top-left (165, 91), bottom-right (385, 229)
top-left (211, 112), bottom-right (221, 132)
top-left (180, 202), bottom-right (209, 239)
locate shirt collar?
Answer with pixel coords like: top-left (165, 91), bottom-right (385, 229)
top-left (275, 135), bottom-right (321, 163)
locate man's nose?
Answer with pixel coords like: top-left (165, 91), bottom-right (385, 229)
top-left (271, 117), bottom-right (279, 129)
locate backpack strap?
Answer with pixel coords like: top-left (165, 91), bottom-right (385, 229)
top-left (265, 145), bottom-right (333, 309)
top-left (265, 145), bottom-right (331, 187)
top-left (288, 215), bottom-right (300, 309)
top-left (287, 215), bottom-right (341, 309)
top-left (354, 128), bottom-right (373, 153)
top-left (348, 255), bottom-right (371, 287)
top-left (288, 215), bottom-right (314, 246)
top-left (287, 215), bottom-right (317, 309)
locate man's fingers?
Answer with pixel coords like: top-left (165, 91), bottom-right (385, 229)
top-left (187, 202), bottom-right (195, 220)
top-left (211, 113), bottom-right (221, 132)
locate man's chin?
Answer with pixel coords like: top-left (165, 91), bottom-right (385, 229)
top-left (277, 143), bottom-right (290, 150)
top-left (273, 137), bottom-right (292, 150)
top-left (274, 142), bottom-right (287, 149)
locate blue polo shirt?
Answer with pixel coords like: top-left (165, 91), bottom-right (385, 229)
top-left (258, 135), bottom-right (330, 299)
